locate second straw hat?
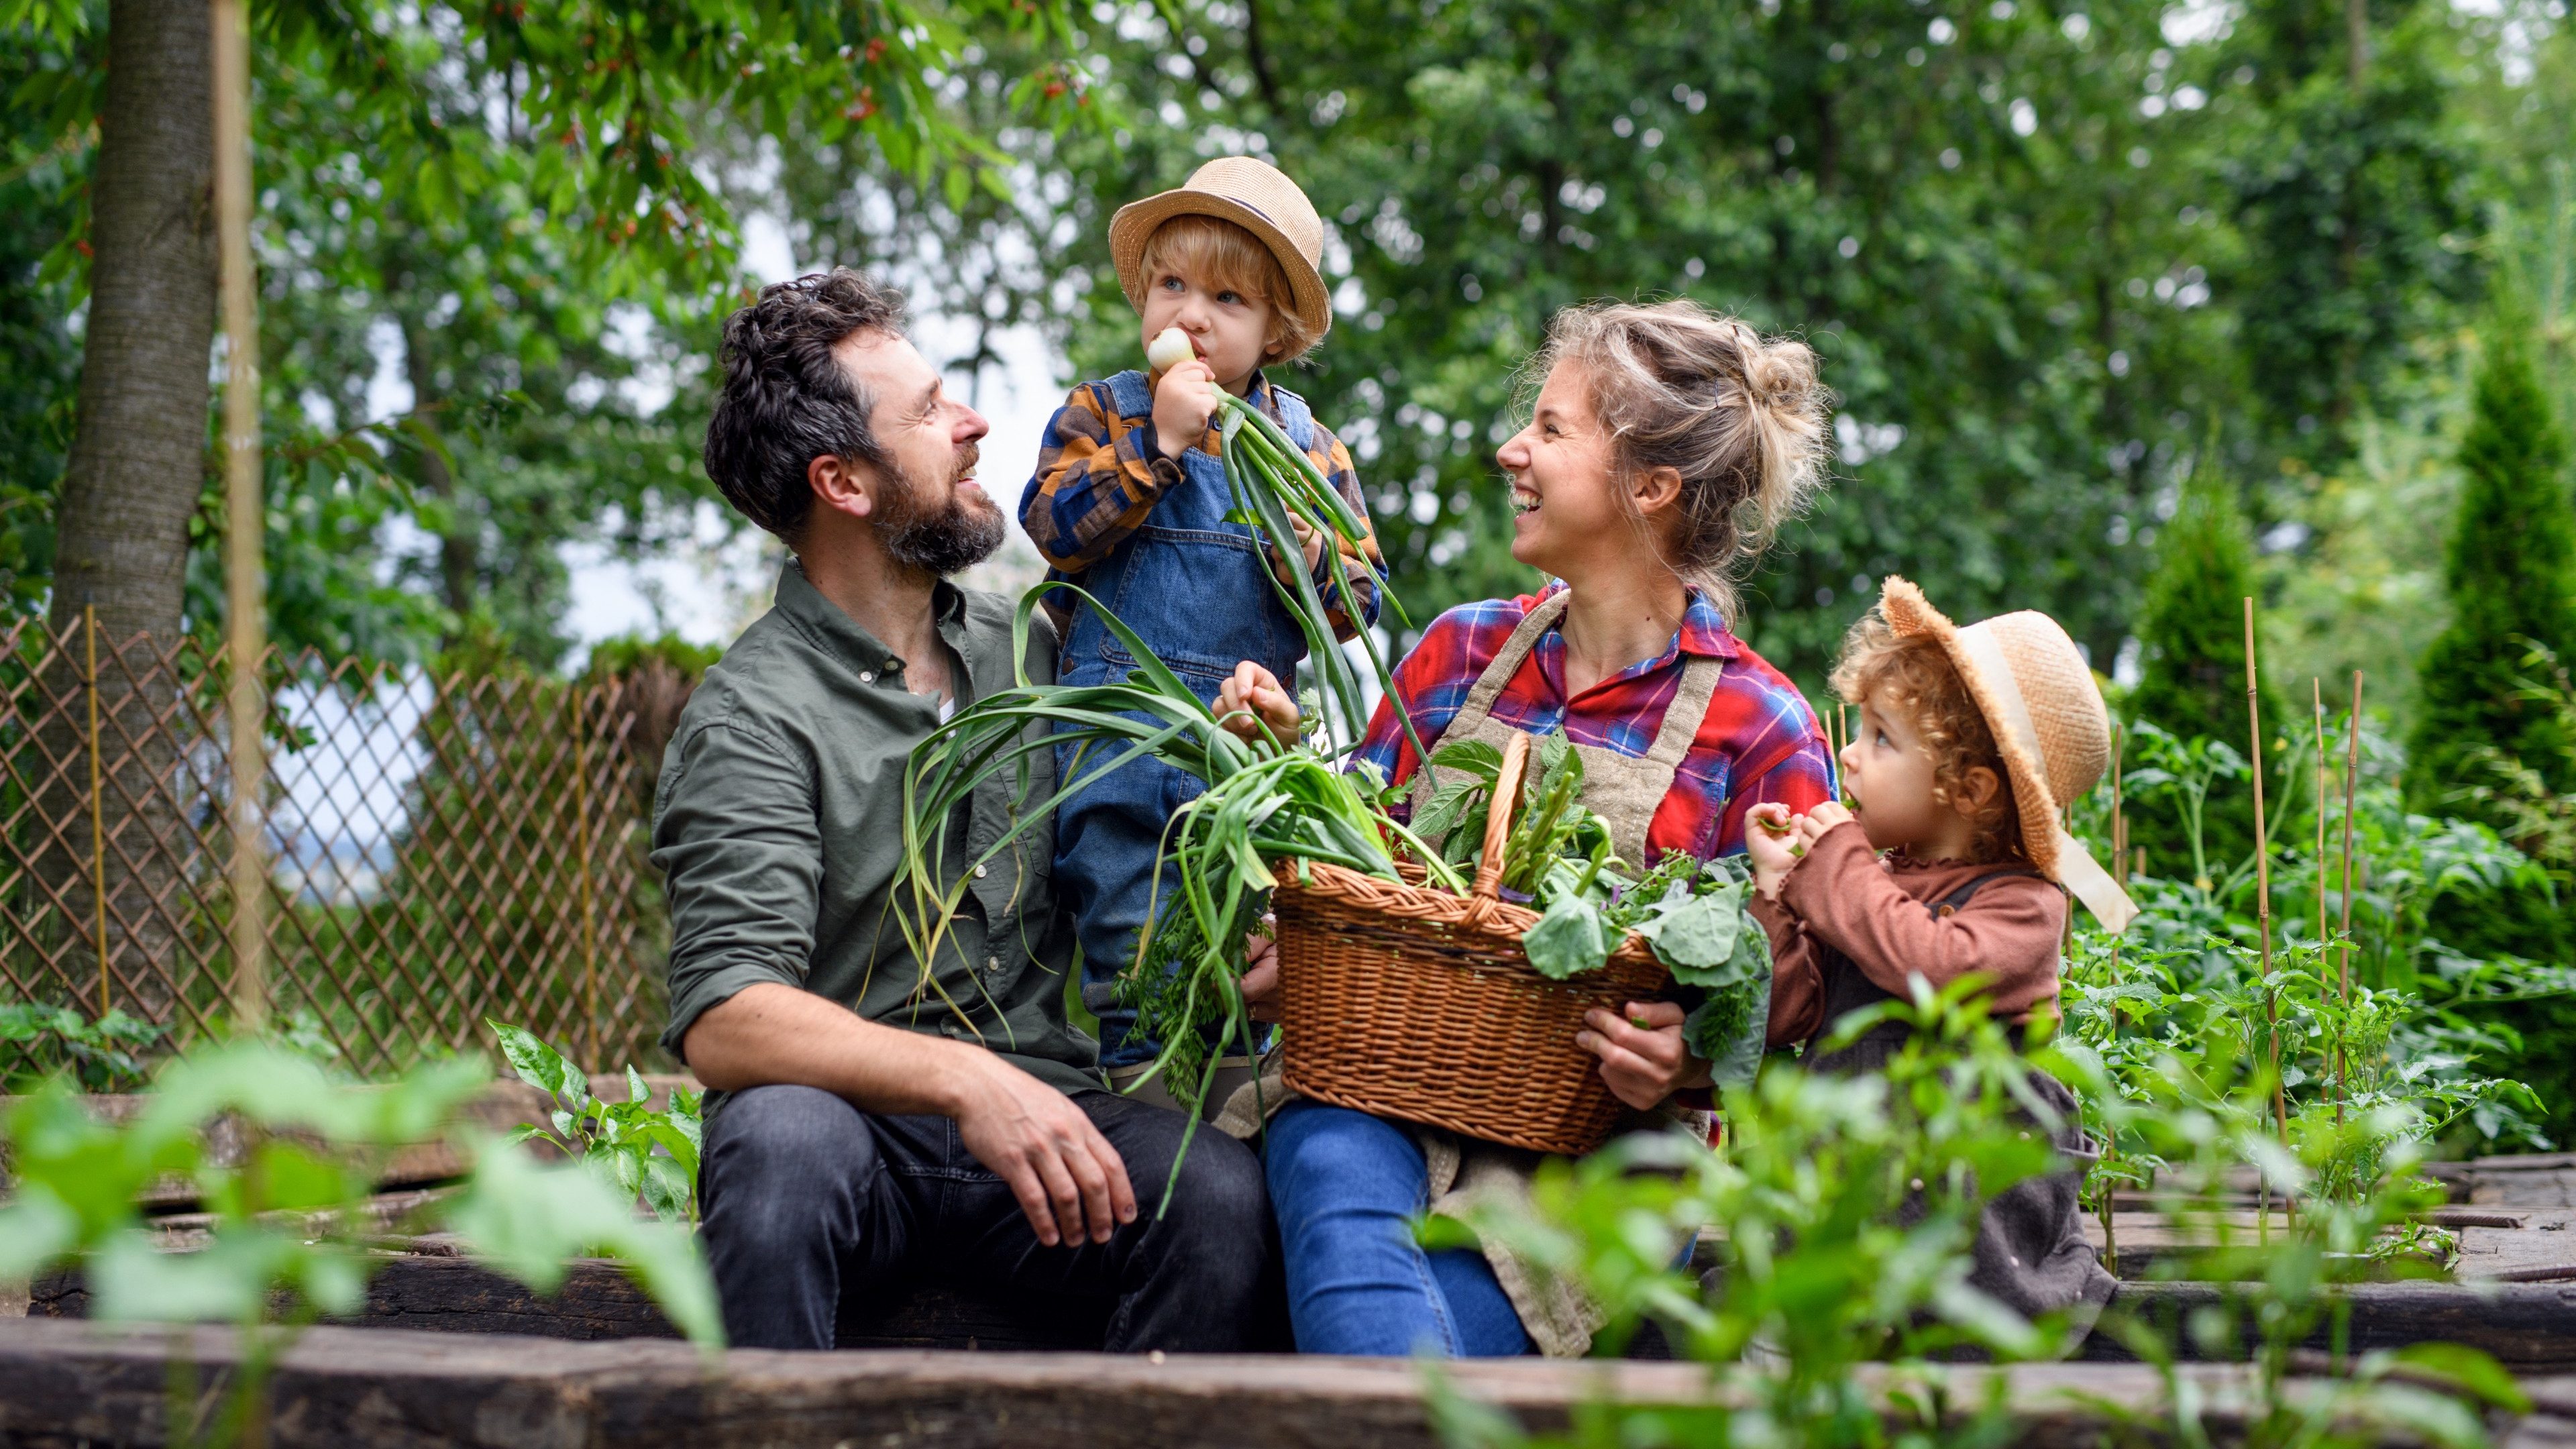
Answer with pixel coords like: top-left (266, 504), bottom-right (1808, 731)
top-left (1877, 577), bottom-right (2138, 933)
top-left (1108, 156), bottom-right (1332, 347)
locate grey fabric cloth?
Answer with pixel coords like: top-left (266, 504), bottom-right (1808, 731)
top-left (654, 561), bottom-right (1102, 1115)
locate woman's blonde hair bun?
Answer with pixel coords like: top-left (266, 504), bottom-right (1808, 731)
top-left (1532, 299), bottom-right (1835, 623)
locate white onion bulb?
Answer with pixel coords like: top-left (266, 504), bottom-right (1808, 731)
top-left (1146, 327), bottom-right (1196, 373)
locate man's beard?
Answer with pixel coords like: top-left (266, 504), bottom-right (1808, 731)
top-left (879, 442), bottom-right (1005, 577)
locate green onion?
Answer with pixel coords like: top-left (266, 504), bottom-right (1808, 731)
top-left (898, 584), bottom-right (1460, 1202)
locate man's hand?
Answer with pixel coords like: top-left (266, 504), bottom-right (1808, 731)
top-left (1576, 1001), bottom-right (1710, 1112)
top-left (1240, 926), bottom-right (1283, 1024)
top-left (1216, 660), bottom-right (1299, 745)
top-left (1151, 358), bottom-right (1221, 460)
top-left (949, 1054), bottom-right (1137, 1248)
top-left (1745, 802), bottom-right (1800, 900)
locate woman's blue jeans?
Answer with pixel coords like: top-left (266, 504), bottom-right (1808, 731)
top-left (1264, 1100), bottom-right (1531, 1356)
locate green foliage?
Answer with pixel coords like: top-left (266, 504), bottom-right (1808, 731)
top-left (0, 1002), bottom-right (163, 1092)
top-left (3, 0), bottom-right (1097, 664)
top-left (2410, 323), bottom-right (2576, 814)
top-left (0, 1033), bottom-right (720, 1442)
top-left (2218, 0), bottom-right (2479, 456)
top-left (2129, 455), bottom-right (2275, 881)
top-left (1436, 983), bottom-right (2072, 1445)
top-left (2452, 639), bottom-right (2576, 873)
top-left (1433, 957), bottom-right (2533, 1449)
top-left (1026, 0), bottom-right (2288, 677)
top-left (2136, 462), bottom-right (2272, 753)
top-left (488, 1020), bottom-right (704, 1224)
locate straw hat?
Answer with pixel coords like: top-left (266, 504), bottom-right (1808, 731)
top-left (1108, 156), bottom-right (1332, 347)
top-left (1878, 577), bottom-right (2139, 933)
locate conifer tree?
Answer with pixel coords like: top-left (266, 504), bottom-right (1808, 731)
top-left (2410, 322), bottom-right (2576, 812)
top-left (2127, 452), bottom-right (2277, 881)
top-left (2134, 458), bottom-right (2274, 751)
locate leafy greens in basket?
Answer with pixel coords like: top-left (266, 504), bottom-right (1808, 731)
top-left (1413, 734), bottom-right (1774, 1089)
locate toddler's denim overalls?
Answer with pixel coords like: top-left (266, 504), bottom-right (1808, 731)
top-left (1052, 368), bottom-right (1322, 1067)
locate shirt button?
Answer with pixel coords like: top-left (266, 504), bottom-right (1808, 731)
top-left (985, 955), bottom-right (1000, 971)
top-left (973, 863), bottom-right (989, 879)
top-left (859, 671), bottom-right (875, 684)
top-left (885, 658), bottom-right (902, 672)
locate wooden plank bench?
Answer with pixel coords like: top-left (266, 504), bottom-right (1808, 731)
top-left (6, 1316), bottom-right (2570, 1449)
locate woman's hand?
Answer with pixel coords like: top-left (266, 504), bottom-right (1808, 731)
top-left (1150, 358), bottom-right (1221, 459)
top-left (1576, 1001), bottom-right (1710, 1112)
top-left (1240, 926), bottom-right (1282, 1023)
top-left (1745, 802), bottom-right (1800, 900)
top-left (1217, 661), bottom-right (1299, 745)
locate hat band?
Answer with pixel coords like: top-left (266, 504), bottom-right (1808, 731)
top-left (1955, 623), bottom-right (2138, 934)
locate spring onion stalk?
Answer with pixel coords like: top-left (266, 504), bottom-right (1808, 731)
top-left (898, 584), bottom-right (1461, 1201)
top-left (1146, 328), bottom-right (1426, 763)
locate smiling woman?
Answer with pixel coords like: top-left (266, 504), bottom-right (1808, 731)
top-left (1250, 299), bottom-right (1843, 1362)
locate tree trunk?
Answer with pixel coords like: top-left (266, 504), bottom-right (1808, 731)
top-left (36, 0), bottom-right (217, 1031)
top-left (54, 0), bottom-right (215, 643)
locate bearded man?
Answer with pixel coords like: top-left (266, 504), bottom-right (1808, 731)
top-left (659, 268), bottom-right (1276, 1350)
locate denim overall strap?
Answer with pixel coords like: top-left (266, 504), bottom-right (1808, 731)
top-left (1104, 367), bottom-right (1155, 423)
top-left (1055, 370), bottom-right (1296, 688)
top-left (1263, 377), bottom-right (1320, 453)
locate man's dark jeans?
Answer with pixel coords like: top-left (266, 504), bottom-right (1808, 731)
top-left (698, 1083), bottom-right (1281, 1351)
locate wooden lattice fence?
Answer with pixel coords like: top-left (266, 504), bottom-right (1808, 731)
top-left (0, 616), bottom-right (678, 1080)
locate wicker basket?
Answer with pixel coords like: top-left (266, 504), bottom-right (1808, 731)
top-left (1269, 731), bottom-right (1668, 1155)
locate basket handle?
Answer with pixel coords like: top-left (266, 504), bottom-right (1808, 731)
top-left (1470, 731), bottom-right (1532, 902)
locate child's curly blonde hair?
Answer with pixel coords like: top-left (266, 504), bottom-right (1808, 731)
top-left (1829, 607), bottom-right (2025, 865)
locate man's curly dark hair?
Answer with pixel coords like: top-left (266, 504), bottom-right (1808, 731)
top-left (702, 268), bottom-right (909, 542)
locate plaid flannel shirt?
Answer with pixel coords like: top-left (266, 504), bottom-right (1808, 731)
top-left (1020, 372), bottom-right (1381, 639)
top-left (1354, 584), bottom-right (1837, 864)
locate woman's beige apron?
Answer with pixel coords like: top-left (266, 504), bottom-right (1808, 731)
top-left (1216, 588), bottom-right (1725, 1356)
top-left (1410, 590), bottom-right (1723, 871)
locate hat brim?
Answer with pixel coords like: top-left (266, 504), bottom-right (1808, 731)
top-left (1108, 189), bottom-right (1333, 349)
top-left (1878, 577), bottom-right (2064, 877)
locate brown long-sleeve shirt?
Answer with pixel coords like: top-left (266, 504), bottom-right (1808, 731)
top-left (1753, 820), bottom-right (2067, 1048)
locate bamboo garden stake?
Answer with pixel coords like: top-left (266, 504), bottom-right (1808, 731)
top-left (2314, 677), bottom-right (2338, 1122)
top-left (2337, 672), bottom-right (2364, 1111)
top-left (215, 0), bottom-right (269, 1030)
top-left (2244, 598), bottom-right (2286, 1142)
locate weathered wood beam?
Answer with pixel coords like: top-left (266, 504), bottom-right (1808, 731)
top-left (5, 1317), bottom-right (2559, 1449)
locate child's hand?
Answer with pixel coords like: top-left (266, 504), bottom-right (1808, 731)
top-left (1217, 660), bottom-right (1299, 745)
top-left (1796, 800), bottom-right (1852, 853)
top-left (1151, 358), bottom-right (1221, 459)
top-left (1288, 515), bottom-right (1326, 573)
top-left (1744, 802), bottom-right (1799, 899)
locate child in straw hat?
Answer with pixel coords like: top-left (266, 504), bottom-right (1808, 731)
top-left (1743, 576), bottom-right (2133, 1322)
top-left (1018, 156), bottom-right (1383, 1083)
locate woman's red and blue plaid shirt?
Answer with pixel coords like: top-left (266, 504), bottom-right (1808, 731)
top-left (1354, 584), bottom-right (1837, 863)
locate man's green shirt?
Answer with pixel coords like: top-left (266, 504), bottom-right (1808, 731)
top-left (654, 562), bottom-right (1102, 1112)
